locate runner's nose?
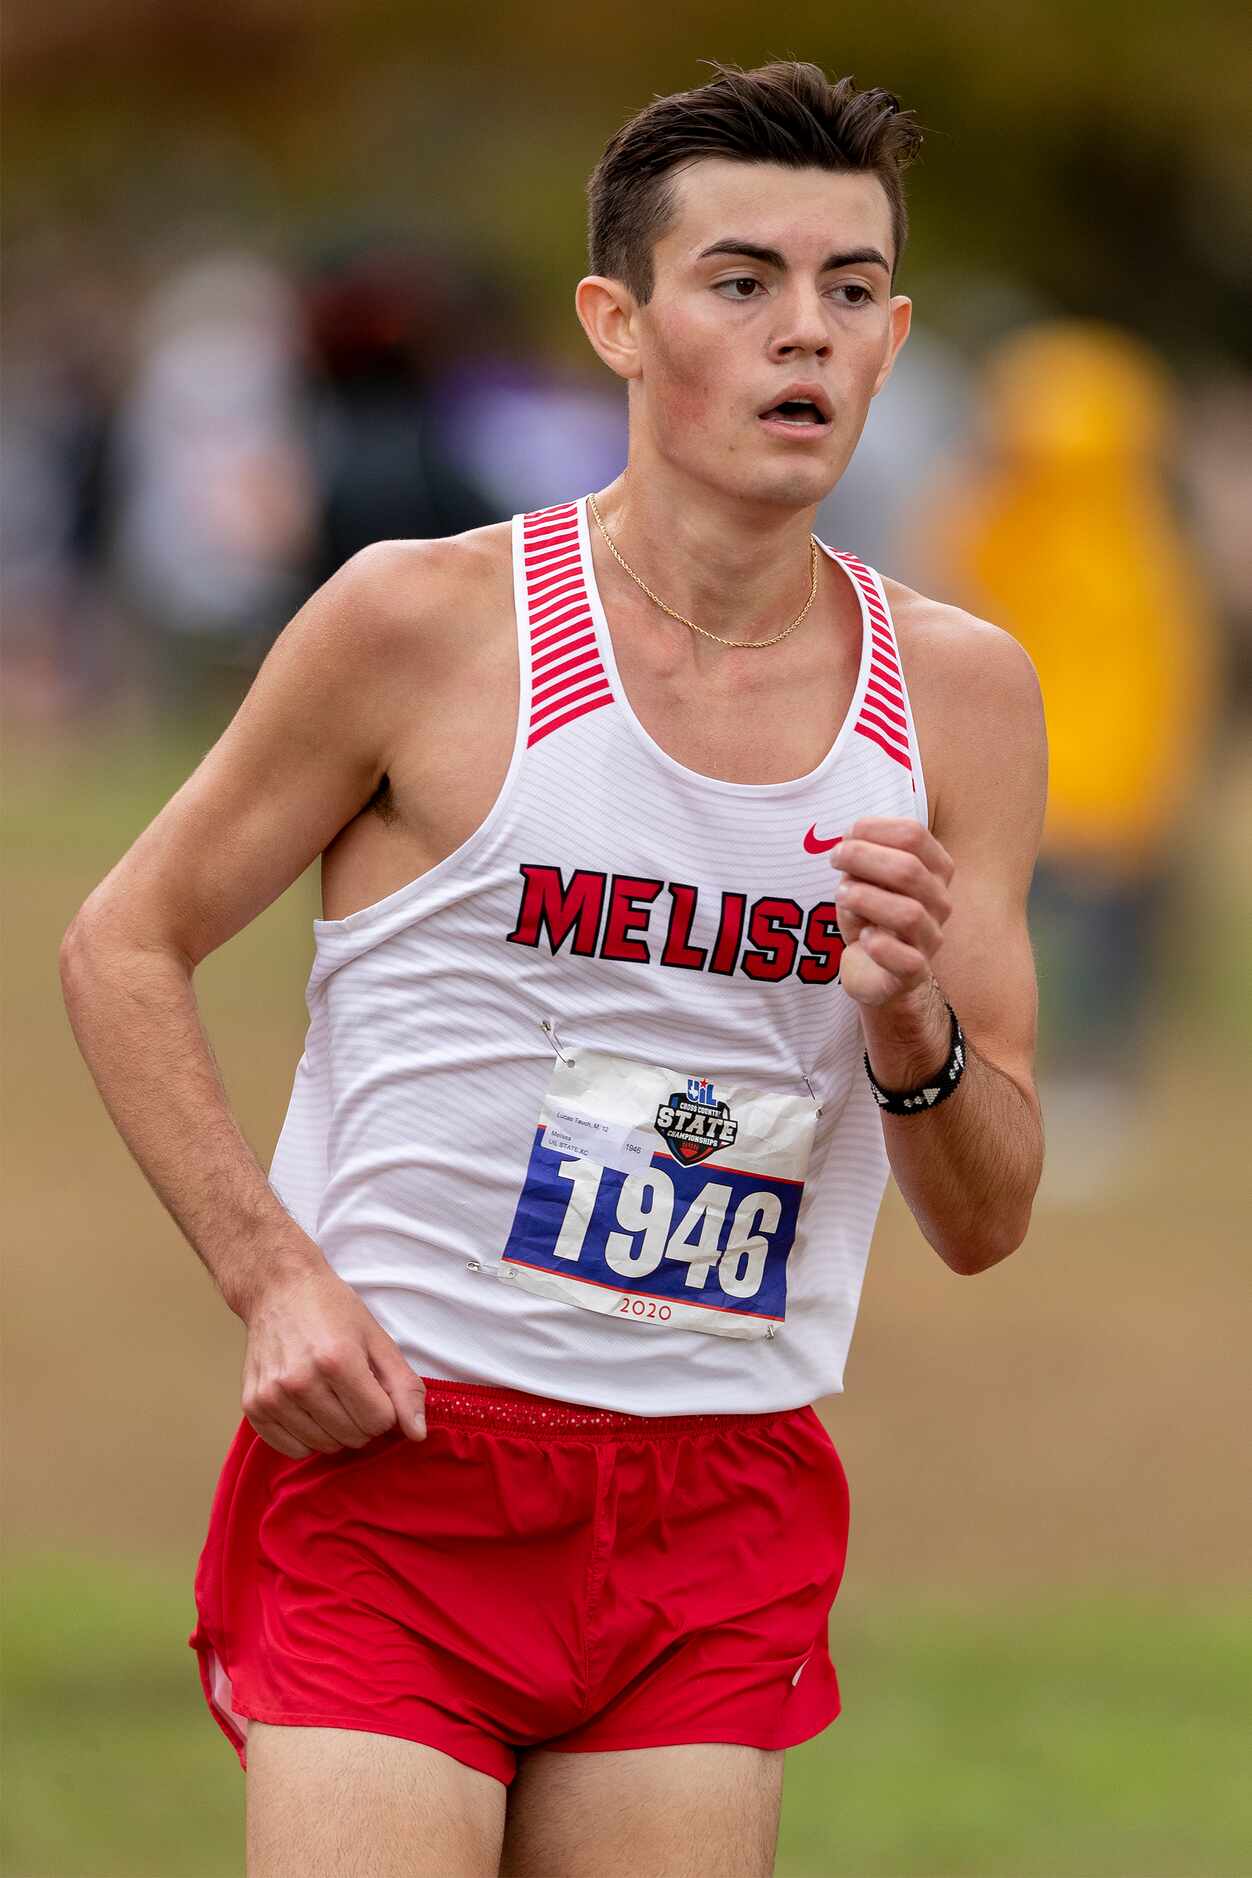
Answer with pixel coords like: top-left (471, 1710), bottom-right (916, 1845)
top-left (768, 289), bottom-right (832, 362)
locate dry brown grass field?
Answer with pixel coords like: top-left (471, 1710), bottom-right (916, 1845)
top-left (5, 721), bottom-right (1249, 1592)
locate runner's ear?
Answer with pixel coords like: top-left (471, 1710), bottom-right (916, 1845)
top-left (574, 274), bottom-right (641, 384)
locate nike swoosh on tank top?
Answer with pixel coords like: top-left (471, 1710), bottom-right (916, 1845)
top-left (267, 495), bottom-right (928, 1414)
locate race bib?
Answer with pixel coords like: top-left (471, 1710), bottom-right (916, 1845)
top-left (498, 1046), bottom-right (817, 1339)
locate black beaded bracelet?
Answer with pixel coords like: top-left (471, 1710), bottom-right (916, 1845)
top-left (864, 1002), bottom-right (966, 1115)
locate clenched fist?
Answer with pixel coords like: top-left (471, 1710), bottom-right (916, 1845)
top-left (831, 817), bottom-right (954, 1010)
top-left (241, 1261), bottom-right (427, 1459)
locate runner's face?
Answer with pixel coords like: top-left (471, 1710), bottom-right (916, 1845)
top-left (636, 160), bottom-right (909, 506)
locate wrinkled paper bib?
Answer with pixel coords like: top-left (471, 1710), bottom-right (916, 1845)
top-left (499, 1047), bottom-right (817, 1340)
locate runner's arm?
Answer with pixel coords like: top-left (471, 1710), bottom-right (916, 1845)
top-left (59, 541), bottom-right (455, 1451)
top-left (834, 618), bottom-right (1047, 1274)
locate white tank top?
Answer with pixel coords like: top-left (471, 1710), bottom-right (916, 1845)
top-left (268, 495), bottom-right (928, 1415)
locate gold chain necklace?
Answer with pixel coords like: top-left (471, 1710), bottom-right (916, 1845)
top-left (588, 492), bottom-right (819, 650)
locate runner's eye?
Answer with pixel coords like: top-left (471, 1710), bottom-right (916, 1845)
top-left (833, 282), bottom-right (874, 306)
top-left (715, 277), bottom-right (765, 299)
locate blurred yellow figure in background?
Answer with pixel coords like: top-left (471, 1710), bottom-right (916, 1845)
top-left (925, 321), bottom-right (1218, 1194)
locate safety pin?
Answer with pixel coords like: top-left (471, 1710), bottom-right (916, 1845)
top-left (802, 1073), bottom-right (823, 1118)
top-left (540, 1017), bottom-right (576, 1067)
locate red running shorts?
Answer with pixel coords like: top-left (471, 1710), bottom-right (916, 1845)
top-left (188, 1378), bottom-right (849, 1786)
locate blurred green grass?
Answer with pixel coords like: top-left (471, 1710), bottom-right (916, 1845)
top-left (3, 1554), bottom-right (1249, 1878)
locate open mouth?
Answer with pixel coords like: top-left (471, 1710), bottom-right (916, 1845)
top-left (759, 399), bottom-right (830, 429)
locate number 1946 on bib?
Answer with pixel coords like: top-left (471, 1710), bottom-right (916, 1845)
top-left (500, 1133), bottom-right (805, 1339)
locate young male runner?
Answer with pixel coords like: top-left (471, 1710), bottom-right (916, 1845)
top-left (61, 61), bottom-right (1046, 1878)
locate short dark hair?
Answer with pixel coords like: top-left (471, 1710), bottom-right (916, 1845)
top-left (587, 61), bottom-right (923, 302)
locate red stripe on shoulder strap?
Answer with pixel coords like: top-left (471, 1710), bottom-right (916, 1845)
top-left (829, 549), bottom-right (914, 779)
top-left (856, 721), bottom-right (914, 771)
top-left (521, 502), bottom-right (615, 748)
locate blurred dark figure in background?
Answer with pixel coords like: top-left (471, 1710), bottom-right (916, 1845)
top-left (2, 233), bottom-right (126, 724)
top-left (920, 321), bottom-right (1218, 1197)
top-left (423, 264), bottom-right (627, 516)
top-left (109, 252), bottom-right (318, 717)
top-left (301, 242), bottom-right (499, 586)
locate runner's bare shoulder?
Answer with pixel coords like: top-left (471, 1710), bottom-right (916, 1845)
top-left (74, 522), bottom-right (516, 968)
top-left (880, 580), bottom-right (1045, 826)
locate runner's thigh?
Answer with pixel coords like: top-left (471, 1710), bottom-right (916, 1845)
top-left (246, 1722), bottom-right (506, 1878)
top-left (500, 1743), bottom-right (784, 1878)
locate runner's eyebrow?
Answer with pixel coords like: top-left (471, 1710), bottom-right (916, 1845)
top-left (698, 241), bottom-right (890, 273)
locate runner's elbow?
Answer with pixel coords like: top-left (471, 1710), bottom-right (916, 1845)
top-left (933, 1203), bottom-right (1033, 1275)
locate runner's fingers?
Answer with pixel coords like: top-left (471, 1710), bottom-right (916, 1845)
top-left (857, 924), bottom-right (929, 983)
top-left (837, 900), bottom-right (868, 943)
top-left (308, 1340), bottom-right (404, 1441)
top-left (247, 1416), bottom-right (314, 1461)
top-left (284, 1376), bottom-right (379, 1448)
top-left (325, 1378), bottom-right (396, 1442)
top-left (327, 1360), bottom-right (414, 1441)
top-left (845, 817), bottom-right (955, 885)
top-left (273, 1392), bottom-right (353, 1454)
top-left (833, 838), bottom-right (951, 921)
top-left (365, 1338), bottom-right (428, 1440)
top-left (243, 1378), bottom-right (363, 1454)
top-left (241, 1384), bottom-right (327, 1456)
top-left (839, 943), bottom-right (900, 1007)
top-left (836, 881), bottom-right (943, 956)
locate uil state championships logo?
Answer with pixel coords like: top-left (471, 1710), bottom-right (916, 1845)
top-left (654, 1077), bottom-right (739, 1166)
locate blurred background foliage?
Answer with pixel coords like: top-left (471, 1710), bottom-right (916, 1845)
top-left (7, 0), bottom-right (1252, 361)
